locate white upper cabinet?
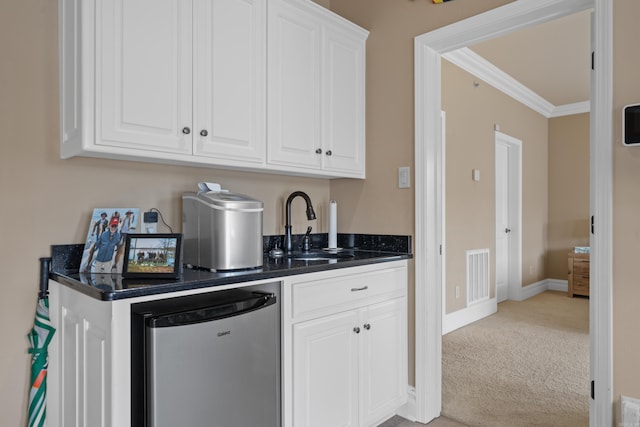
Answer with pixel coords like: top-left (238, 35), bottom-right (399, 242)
top-left (267, 0), bottom-right (367, 178)
top-left (61, 0), bottom-right (266, 166)
top-left (97, 0), bottom-right (193, 155)
top-left (59, 0), bottom-right (367, 178)
top-left (193, 0), bottom-right (266, 163)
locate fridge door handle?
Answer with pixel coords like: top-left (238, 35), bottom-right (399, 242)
top-left (149, 292), bottom-right (277, 328)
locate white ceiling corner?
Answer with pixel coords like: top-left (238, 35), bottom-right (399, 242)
top-left (442, 7), bottom-right (592, 119)
top-left (443, 48), bottom-right (590, 118)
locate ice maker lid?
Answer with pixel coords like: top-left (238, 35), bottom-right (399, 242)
top-left (183, 191), bottom-right (264, 212)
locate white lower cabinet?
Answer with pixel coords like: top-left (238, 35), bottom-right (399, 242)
top-left (293, 310), bottom-right (360, 427)
top-left (285, 261), bottom-right (408, 427)
top-left (293, 298), bottom-right (407, 427)
top-left (47, 260), bottom-right (408, 427)
top-left (359, 298), bottom-right (408, 425)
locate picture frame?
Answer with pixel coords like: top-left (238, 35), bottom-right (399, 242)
top-left (80, 208), bottom-right (140, 274)
top-left (122, 233), bottom-right (182, 279)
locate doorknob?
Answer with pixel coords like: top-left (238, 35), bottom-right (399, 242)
top-left (505, 228), bottom-right (511, 233)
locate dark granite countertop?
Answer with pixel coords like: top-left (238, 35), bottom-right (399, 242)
top-left (49, 234), bottom-right (412, 301)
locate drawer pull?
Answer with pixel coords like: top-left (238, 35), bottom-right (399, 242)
top-left (351, 286), bottom-right (368, 292)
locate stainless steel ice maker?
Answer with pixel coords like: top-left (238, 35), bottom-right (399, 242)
top-left (182, 191), bottom-right (263, 270)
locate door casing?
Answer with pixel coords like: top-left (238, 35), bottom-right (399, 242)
top-left (413, 0), bottom-right (612, 425)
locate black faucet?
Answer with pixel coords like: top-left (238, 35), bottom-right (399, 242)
top-left (285, 191), bottom-right (316, 253)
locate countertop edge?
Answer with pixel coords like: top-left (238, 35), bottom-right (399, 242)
top-left (50, 252), bottom-right (412, 301)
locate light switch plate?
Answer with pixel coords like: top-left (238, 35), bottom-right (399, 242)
top-left (398, 166), bottom-right (411, 189)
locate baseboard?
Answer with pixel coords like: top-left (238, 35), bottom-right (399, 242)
top-left (396, 386), bottom-right (417, 422)
top-left (546, 278), bottom-right (568, 292)
top-left (443, 279), bottom-right (569, 334)
top-left (443, 297), bottom-right (497, 335)
top-left (513, 278), bottom-right (568, 301)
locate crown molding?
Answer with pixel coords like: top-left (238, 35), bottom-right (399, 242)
top-left (442, 48), bottom-right (588, 118)
top-left (550, 101), bottom-right (590, 117)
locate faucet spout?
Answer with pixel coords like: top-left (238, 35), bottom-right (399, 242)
top-left (285, 191), bottom-right (316, 253)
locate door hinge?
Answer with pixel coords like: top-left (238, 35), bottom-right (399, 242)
top-left (591, 51), bottom-right (595, 70)
top-left (591, 216), bottom-right (595, 235)
top-left (591, 380), bottom-right (595, 399)
top-left (439, 244), bottom-right (442, 255)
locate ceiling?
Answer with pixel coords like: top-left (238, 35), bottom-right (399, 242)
top-left (445, 9), bottom-right (592, 117)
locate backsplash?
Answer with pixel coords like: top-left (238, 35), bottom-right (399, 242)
top-left (262, 233), bottom-right (411, 254)
top-left (51, 234), bottom-right (412, 274)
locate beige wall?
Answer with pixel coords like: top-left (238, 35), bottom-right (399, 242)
top-left (442, 59), bottom-right (549, 314)
top-left (613, 0), bottom-right (640, 421)
top-left (548, 113), bottom-right (590, 280)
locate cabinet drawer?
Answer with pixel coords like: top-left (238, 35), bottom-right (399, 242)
top-left (573, 274), bottom-right (590, 289)
top-left (291, 267), bottom-right (406, 320)
top-left (573, 259), bottom-right (589, 276)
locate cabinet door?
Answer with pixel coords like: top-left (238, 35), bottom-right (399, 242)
top-left (96, 0), bottom-right (192, 154)
top-left (322, 23), bottom-right (366, 176)
top-left (359, 298), bottom-right (407, 426)
top-left (193, 0), bottom-right (266, 163)
top-left (267, 0), bottom-right (323, 169)
top-left (293, 310), bottom-right (359, 427)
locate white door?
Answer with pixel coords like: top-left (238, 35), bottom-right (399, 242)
top-left (494, 131), bottom-right (522, 303)
top-left (292, 310), bottom-right (359, 427)
top-left (322, 23), bottom-right (366, 175)
top-left (193, 0), bottom-right (266, 163)
top-left (267, 0), bottom-right (323, 169)
top-left (359, 298), bottom-right (407, 427)
top-left (97, 0), bottom-right (192, 154)
top-left (495, 140), bottom-right (510, 303)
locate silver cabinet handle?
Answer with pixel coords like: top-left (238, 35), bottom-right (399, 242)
top-left (325, 150), bottom-right (332, 156)
top-left (350, 286), bottom-right (368, 292)
top-left (200, 129), bottom-right (208, 137)
top-left (315, 148), bottom-right (322, 154)
top-left (363, 323), bottom-right (371, 330)
top-left (353, 327), bottom-right (360, 334)
top-left (182, 127), bottom-right (191, 135)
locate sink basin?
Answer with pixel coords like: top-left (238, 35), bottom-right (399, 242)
top-left (289, 250), bottom-right (355, 261)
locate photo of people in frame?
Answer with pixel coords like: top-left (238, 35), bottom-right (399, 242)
top-left (123, 234), bottom-right (181, 278)
top-left (80, 208), bottom-right (140, 274)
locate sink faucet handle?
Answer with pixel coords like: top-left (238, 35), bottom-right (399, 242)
top-left (302, 226), bottom-right (312, 252)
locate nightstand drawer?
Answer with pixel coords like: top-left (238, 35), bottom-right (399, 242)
top-left (568, 251), bottom-right (590, 297)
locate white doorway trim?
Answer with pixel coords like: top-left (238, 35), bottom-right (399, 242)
top-left (494, 131), bottom-right (522, 303)
top-left (413, 0), bottom-right (612, 425)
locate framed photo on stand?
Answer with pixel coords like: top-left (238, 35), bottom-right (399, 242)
top-left (80, 208), bottom-right (140, 274)
top-left (122, 233), bottom-right (182, 279)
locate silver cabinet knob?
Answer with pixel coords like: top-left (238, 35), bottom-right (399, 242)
top-left (182, 127), bottom-right (191, 135)
top-left (505, 228), bottom-right (511, 233)
top-left (315, 148), bottom-right (322, 154)
top-left (325, 150), bottom-right (332, 156)
top-left (200, 129), bottom-right (208, 137)
top-left (363, 323), bottom-right (371, 330)
top-left (353, 327), bottom-right (360, 334)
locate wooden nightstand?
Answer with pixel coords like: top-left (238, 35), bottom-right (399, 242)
top-left (568, 252), bottom-right (590, 297)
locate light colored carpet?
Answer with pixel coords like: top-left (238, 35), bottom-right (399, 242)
top-left (441, 291), bottom-right (589, 427)
top-left (379, 414), bottom-right (467, 427)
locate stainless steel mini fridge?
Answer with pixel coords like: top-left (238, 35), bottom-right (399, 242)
top-left (131, 282), bottom-right (280, 427)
